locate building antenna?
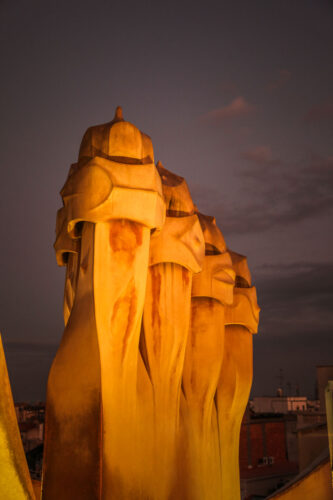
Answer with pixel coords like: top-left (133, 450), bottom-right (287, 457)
top-left (276, 368), bottom-right (284, 395)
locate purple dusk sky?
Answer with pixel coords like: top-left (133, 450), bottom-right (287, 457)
top-left (0, 0), bottom-right (332, 400)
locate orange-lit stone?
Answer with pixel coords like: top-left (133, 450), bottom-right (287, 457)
top-left (43, 109), bottom-right (165, 499)
top-left (140, 164), bottom-right (205, 499)
top-left (0, 335), bottom-right (35, 500)
top-left (182, 213), bottom-right (235, 500)
top-left (216, 251), bottom-right (260, 500)
top-left (40, 108), bottom-right (260, 500)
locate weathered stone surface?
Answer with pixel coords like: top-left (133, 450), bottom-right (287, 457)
top-left (41, 107), bottom-right (260, 499)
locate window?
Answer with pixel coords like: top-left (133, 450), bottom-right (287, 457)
top-left (258, 456), bottom-right (275, 466)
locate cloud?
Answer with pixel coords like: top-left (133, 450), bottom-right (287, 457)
top-left (256, 261), bottom-right (333, 309)
top-left (241, 145), bottom-right (278, 165)
top-left (304, 99), bottom-right (333, 122)
top-left (251, 260), bottom-right (333, 397)
top-left (229, 155), bottom-right (333, 232)
top-left (254, 261), bottom-right (333, 378)
top-left (267, 69), bottom-right (291, 92)
top-left (190, 153), bottom-right (333, 234)
top-left (201, 97), bottom-right (256, 123)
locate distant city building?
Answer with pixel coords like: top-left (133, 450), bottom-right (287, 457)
top-left (15, 402), bottom-right (45, 466)
top-left (241, 373), bottom-right (330, 500)
top-left (252, 396), bottom-right (308, 414)
top-left (296, 422), bottom-right (329, 472)
top-left (240, 407), bottom-right (330, 499)
top-left (15, 402), bottom-right (45, 423)
top-left (26, 444), bottom-right (43, 481)
top-left (13, 367), bottom-right (333, 493)
top-left (19, 421), bottom-right (44, 452)
top-left (307, 399), bottom-right (321, 412)
top-left (240, 414), bottom-right (299, 498)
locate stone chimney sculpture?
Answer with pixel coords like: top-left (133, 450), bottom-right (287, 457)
top-left (141, 162), bottom-right (204, 499)
top-left (44, 107), bottom-right (165, 498)
top-left (0, 107), bottom-right (260, 500)
top-left (181, 214), bottom-right (235, 499)
top-left (216, 251), bottom-right (260, 499)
